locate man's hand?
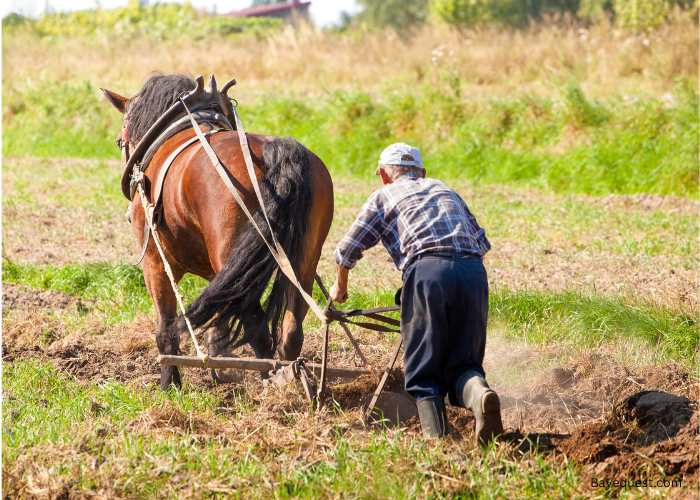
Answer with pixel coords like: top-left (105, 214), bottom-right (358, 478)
top-left (330, 282), bottom-right (348, 303)
top-left (330, 265), bottom-right (350, 303)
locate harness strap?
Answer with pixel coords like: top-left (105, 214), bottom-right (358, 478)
top-left (231, 105), bottom-right (328, 323)
top-left (153, 130), bottom-right (219, 208)
top-left (180, 99), bottom-right (327, 323)
top-left (326, 306), bottom-right (401, 320)
top-left (324, 305), bottom-right (402, 332)
top-left (136, 183), bottom-right (209, 365)
top-left (131, 129), bottom-right (221, 266)
top-left (131, 218), bottom-right (151, 266)
top-left (331, 317), bottom-right (400, 333)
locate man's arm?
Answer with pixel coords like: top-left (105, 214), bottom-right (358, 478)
top-left (330, 265), bottom-right (349, 303)
top-left (330, 195), bottom-right (384, 303)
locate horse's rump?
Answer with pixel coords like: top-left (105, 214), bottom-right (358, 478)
top-left (169, 136), bottom-right (315, 351)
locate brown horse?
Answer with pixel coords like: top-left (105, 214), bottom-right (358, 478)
top-left (102, 74), bottom-right (334, 391)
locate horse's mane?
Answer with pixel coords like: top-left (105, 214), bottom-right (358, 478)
top-left (126, 73), bottom-right (195, 144)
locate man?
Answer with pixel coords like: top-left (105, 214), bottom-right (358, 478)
top-left (329, 143), bottom-right (503, 443)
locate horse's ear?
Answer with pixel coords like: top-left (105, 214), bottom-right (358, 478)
top-left (101, 88), bottom-right (128, 114)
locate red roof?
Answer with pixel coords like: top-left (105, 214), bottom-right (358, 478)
top-left (225, 1), bottom-right (311, 18)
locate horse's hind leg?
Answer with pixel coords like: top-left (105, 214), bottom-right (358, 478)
top-left (244, 304), bottom-right (274, 380)
top-left (244, 302), bottom-right (274, 360)
top-left (142, 251), bottom-right (184, 391)
top-left (279, 276), bottom-right (313, 361)
top-left (206, 302), bottom-right (273, 383)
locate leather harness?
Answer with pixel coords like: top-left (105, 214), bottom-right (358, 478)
top-left (128, 108), bottom-right (234, 265)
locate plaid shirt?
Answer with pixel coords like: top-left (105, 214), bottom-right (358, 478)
top-left (333, 173), bottom-right (490, 271)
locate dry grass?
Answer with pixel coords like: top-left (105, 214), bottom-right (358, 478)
top-left (2, 15), bottom-right (697, 99)
top-left (1, 308), bottom-right (155, 352)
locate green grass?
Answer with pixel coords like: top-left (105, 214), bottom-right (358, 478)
top-left (490, 287), bottom-right (699, 364)
top-left (2, 158), bottom-right (123, 211)
top-left (3, 79), bottom-right (698, 197)
top-left (3, 359), bottom-right (587, 499)
top-left (1, 259), bottom-right (207, 324)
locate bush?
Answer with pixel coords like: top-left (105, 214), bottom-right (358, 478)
top-left (614, 0), bottom-right (670, 29)
top-left (3, 0), bottom-right (281, 40)
top-left (430, 0), bottom-right (581, 27)
top-left (356, 0), bottom-right (430, 31)
top-left (430, 0), bottom-right (696, 29)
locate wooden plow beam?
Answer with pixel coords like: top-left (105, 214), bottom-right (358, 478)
top-left (158, 354), bottom-right (372, 380)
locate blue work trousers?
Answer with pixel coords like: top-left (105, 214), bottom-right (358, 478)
top-left (399, 253), bottom-right (489, 404)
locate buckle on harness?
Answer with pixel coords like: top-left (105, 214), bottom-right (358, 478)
top-left (129, 166), bottom-right (144, 201)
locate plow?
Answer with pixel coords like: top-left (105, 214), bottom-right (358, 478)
top-left (159, 287), bottom-right (408, 424)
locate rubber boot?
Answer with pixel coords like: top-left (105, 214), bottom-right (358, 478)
top-left (456, 371), bottom-right (504, 446)
top-left (416, 395), bottom-right (449, 439)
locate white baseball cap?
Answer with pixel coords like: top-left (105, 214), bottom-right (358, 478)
top-left (375, 143), bottom-right (424, 175)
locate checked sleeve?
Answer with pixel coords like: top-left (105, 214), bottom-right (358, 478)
top-left (454, 192), bottom-right (491, 260)
top-left (333, 194), bottom-right (384, 270)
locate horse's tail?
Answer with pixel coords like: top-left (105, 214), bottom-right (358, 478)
top-left (169, 137), bottom-right (315, 354)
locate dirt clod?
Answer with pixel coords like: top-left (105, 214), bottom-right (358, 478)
top-left (558, 391), bottom-right (698, 486)
top-left (330, 370), bottom-right (407, 409)
top-left (361, 392), bottom-right (417, 427)
top-left (621, 391), bottom-right (694, 443)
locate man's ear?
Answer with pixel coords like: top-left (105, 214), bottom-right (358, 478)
top-left (420, 167), bottom-right (426, 178)
top-left (100, 88), bottom-right (129, 114)
top-left (379, 167), bottom-right (392, 185)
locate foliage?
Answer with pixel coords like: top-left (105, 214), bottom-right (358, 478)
top-left (356, 0), bottom-right (430, 31)
top-left (431, 0), bottom-right (519, 26)
top-left (2, 0), bottom-right (281, 40)
top-left (1, 13), bottom-right (28, 28)
top-left (614, 0), bottom-right (670, 29)
top-left (430, 0), bottom-right (582, 27)
top-left (430, 0), bottom-right (696, 29)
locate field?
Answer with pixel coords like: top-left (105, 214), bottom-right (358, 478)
top-left (2, 13), bottom-right (699, 499)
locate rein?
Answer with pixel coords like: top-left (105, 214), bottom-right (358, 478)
top-left (180, 98), bottom-right (329, 324)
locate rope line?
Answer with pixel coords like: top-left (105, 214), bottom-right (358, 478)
top-left (180, 99), bottom-right (328, 323)
top-left (136, 182), bottom-right (210, 365)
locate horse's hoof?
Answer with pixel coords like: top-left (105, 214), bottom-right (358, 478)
top-left (210, 368), bottom-right (244, 384)
top-left (160, 366), bottom-right (181, 391)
